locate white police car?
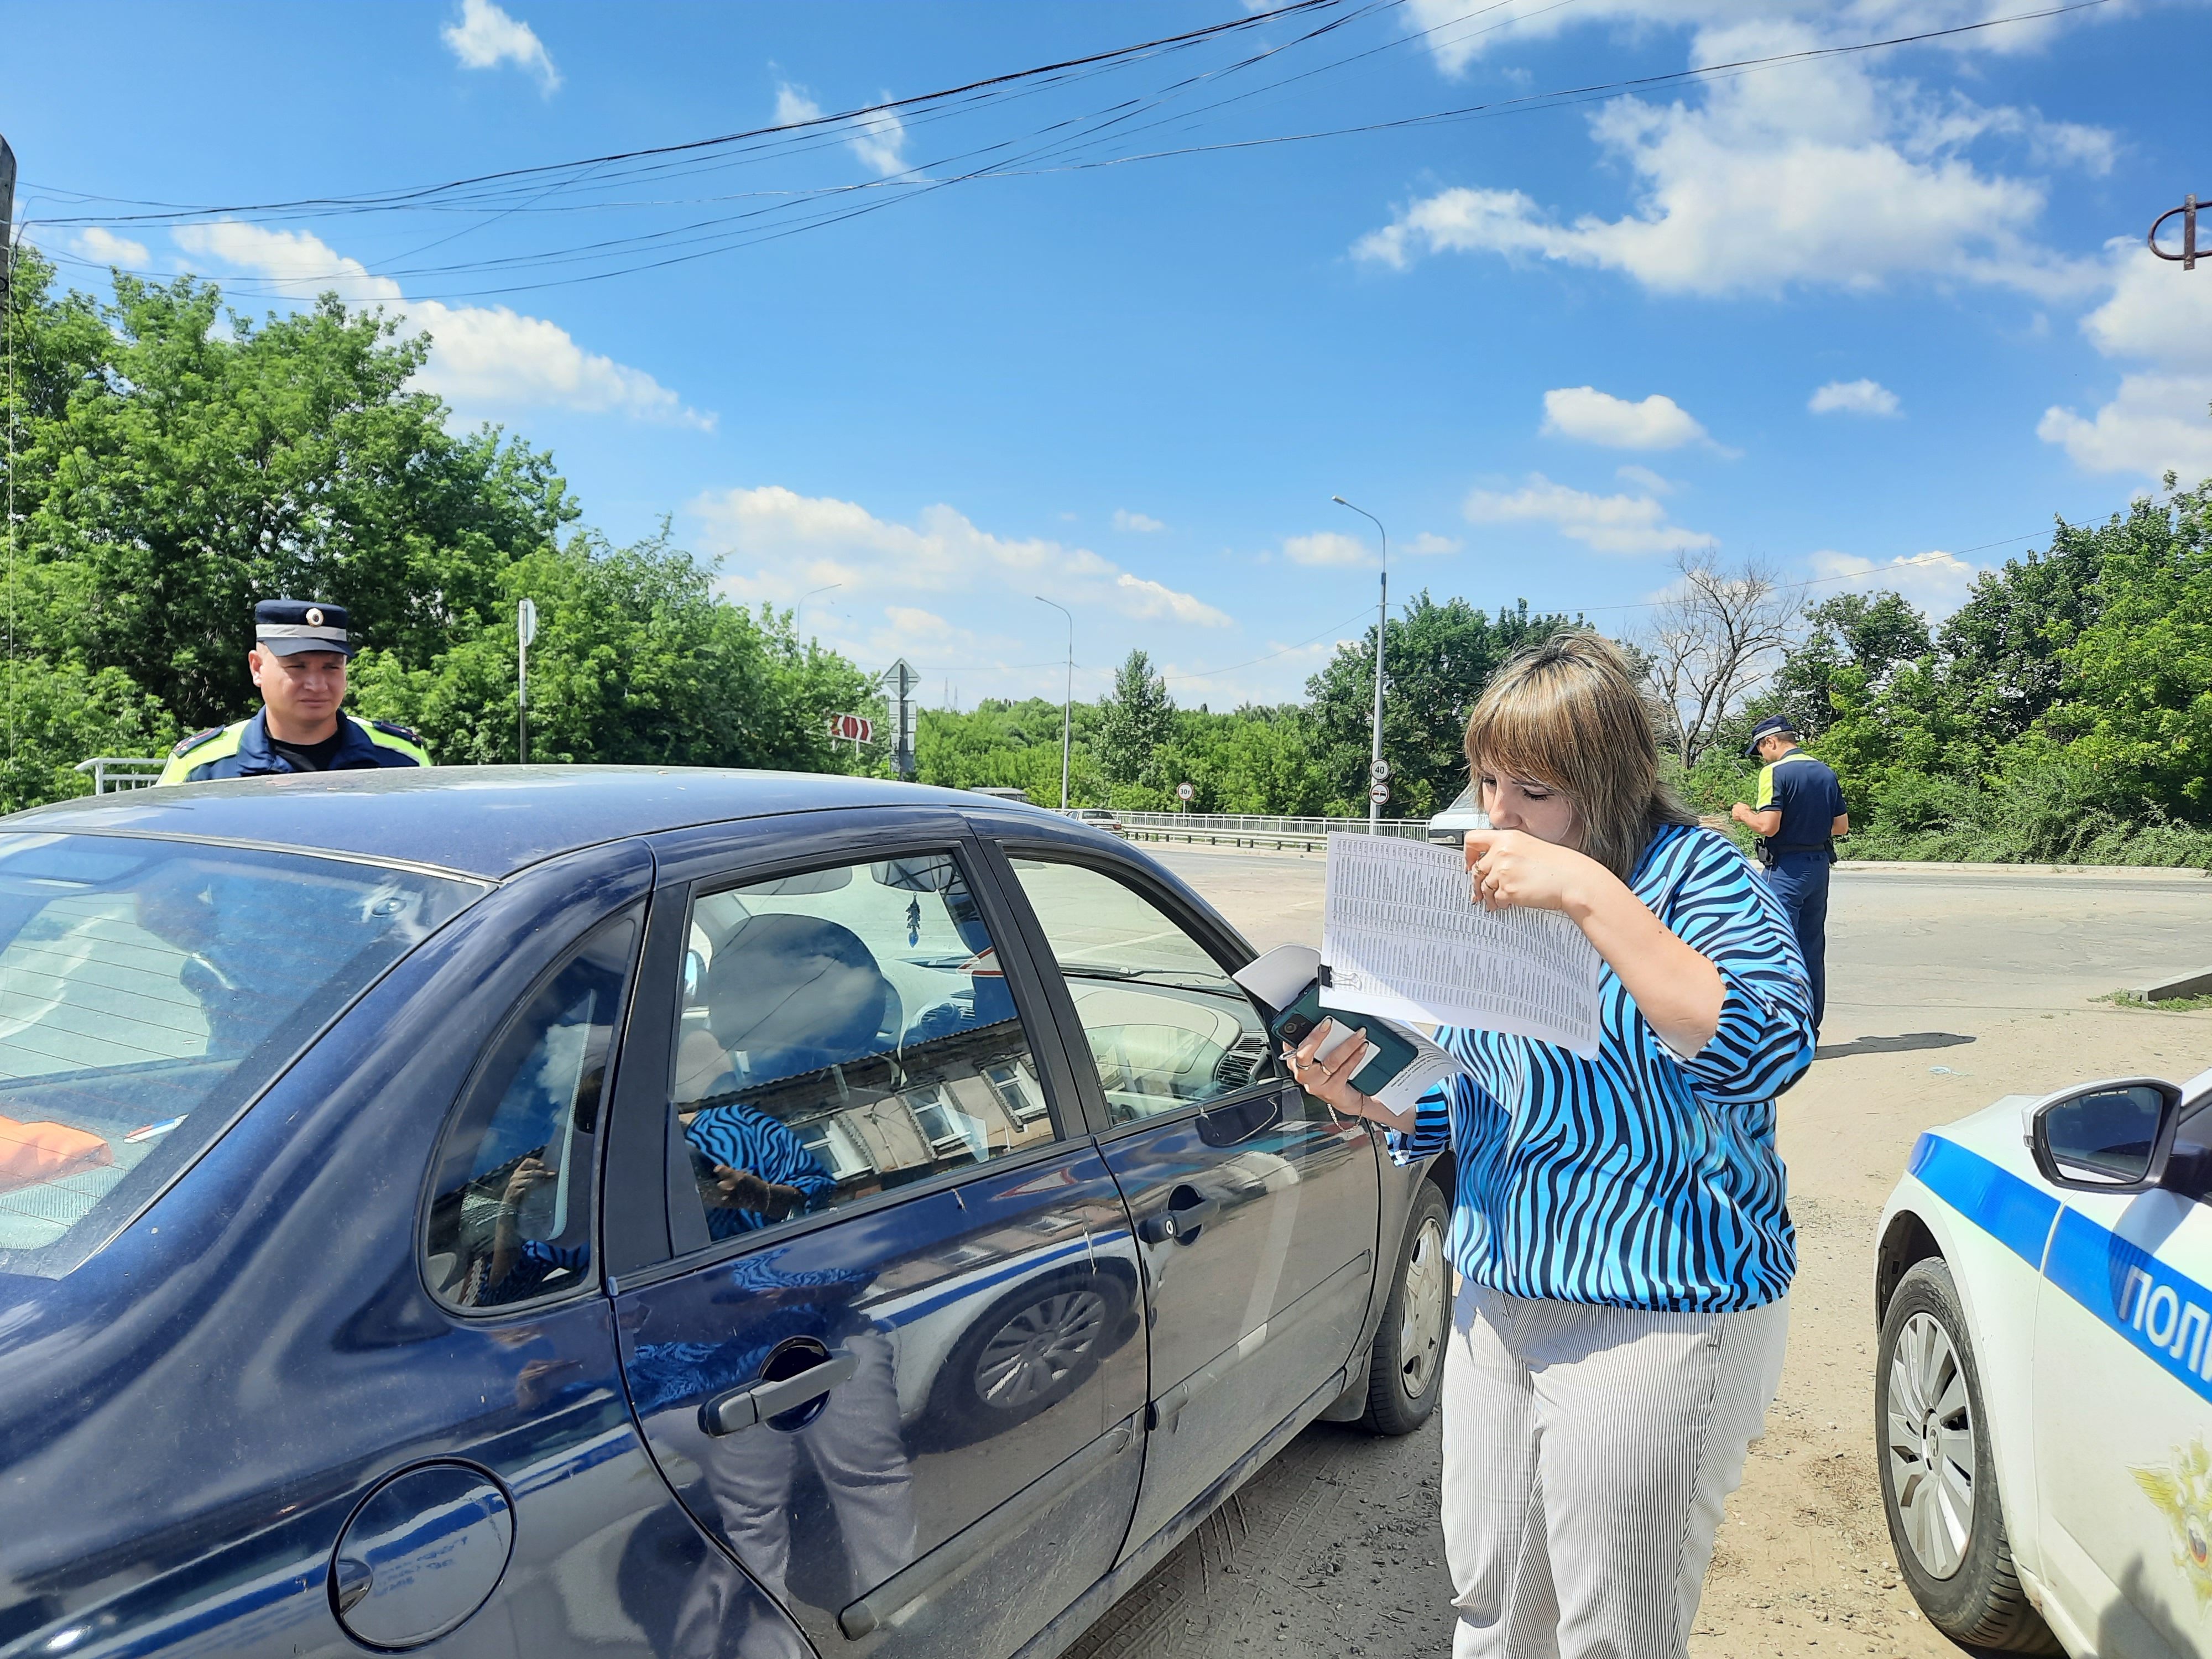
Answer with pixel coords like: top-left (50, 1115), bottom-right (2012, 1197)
top-left (1874, 1066), bottom-right (2212, 1656)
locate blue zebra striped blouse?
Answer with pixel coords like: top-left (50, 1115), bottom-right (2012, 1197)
top-left (1389, 822), bottom-right (1814, 1311)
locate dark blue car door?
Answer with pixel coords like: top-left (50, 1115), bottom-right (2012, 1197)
top-left (603, 813), bottom-right (1145, 1659)
top-left (985, 838), bottom-right (1382, 1561)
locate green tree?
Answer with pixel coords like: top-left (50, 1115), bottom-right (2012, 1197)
top-left (2044, 476), bottom-right (2212, 812)
top-left (1306, 594), bottom-right (1579, 817)
top-left (352, 529), bottom-right (874, 770)
top-left (4, 252), bottom-right (573, 731)
top-left (0, 660), bottom-right (180, 814)
top-left (1767, 590), bottom-right (1932, 739)
top-left (1098, 649), bottom-right (1175, 787)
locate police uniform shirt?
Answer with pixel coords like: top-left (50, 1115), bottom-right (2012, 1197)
top-left (1754, 749), bottom-right (1846, 853)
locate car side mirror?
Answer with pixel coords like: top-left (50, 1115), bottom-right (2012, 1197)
top-left (2028, 1077), bottom-right (2182, 1193)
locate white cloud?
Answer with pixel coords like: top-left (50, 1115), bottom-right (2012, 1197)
top-left (1113, 509), bottom-right (1166, 533)
top-left (1809, 378), bottom-right (1902, 417)
top-left (1357, 18), bottom-right (2104, 301)
top-left (691, 486), bottom-right (1233, 628)
top-left (1807, 548), bottom-right (1987, 617)
top-left (1404, 1), bottom-right (2095, 80)
top-left (67, 228), bottom-right (151, 268)
top-left (170, 222), bottom-right (708, 426)
top-left (2039, 246), bottom-right (2212, 479)
top-left (442, 0), bottom-right (559, 93)
top-left (775, 80), bottom-right (910, 177)
top-left (1542, 385), bottom-right (1709, 450)
top-left (1462, 473), bottom-right (1716, 556)
top-left (1404, 532), bottom-right (1462, 556)
top-left (1615, 464), bottom-right (1677, 494)
top-left (1283, 530), bottom-right (1374, 568)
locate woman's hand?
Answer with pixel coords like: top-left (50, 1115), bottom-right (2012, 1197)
top-left (1464, 828), bottom-right (1605, 917)
top-left (1282, 1019), bottom-right (1414, 1133)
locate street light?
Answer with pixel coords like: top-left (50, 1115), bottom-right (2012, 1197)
top-left (795, 582), bottom-right (842, 643)
top-left (1332, 495), bottom-right (1388, 833)
top-left (1036, 596), bottom-right (1073, 812)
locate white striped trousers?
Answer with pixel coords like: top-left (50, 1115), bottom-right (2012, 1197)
top-left (1441, 1281), bottom-right (1790, 1658)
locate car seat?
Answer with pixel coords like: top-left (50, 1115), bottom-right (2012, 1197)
top-left (701, 913), bottom-right (894, 1088)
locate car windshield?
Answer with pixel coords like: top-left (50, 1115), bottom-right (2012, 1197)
top-left (0, 832), bottom-right (484, 1276)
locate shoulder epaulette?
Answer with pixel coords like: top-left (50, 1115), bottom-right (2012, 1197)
top-left (170, 726), bottom-right (227, 759)
top-left (368, 718), bottom-right (422, 744)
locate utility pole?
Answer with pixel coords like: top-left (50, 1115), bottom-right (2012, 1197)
top-left (1036, 596), bottom-right (1073, 811)
top-left (1, 134), bottom-right (16, 316)
top-left (2149, 194), bottom-right (2207, 270)
top-left (1332, 495), bottom-right (1389, 832)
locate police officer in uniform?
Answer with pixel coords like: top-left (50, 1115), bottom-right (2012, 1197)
top-left (1730, 714), bottom-right (1846, 1033)
top-left (158, 600), bottom-right (430, 784)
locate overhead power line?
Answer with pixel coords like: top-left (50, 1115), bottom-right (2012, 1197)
top-left (19, 0), bottom-right (2111, 303)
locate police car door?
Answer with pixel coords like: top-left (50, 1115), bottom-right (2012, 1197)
top-left (601, 818), bottom-right (1145, 1659)
top-left (2028, 1073), bottom-right (2212, 1655)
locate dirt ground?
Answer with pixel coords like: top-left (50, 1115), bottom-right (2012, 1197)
top-left (1068, 849), bottom-right (2212, 1659)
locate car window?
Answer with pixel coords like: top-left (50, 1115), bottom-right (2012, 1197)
top-left (665, 851), bottom-right (1058, 1251)
top-left (1006, 858), bottom-right (1274, 1125)
top-left (423, 913), bottom-right (638, 1310)
top-left (0, 831), bottom-right (484, 1276)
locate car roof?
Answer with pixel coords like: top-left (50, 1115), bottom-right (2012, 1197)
top-left (1, 766), bottom-right (1066, 881)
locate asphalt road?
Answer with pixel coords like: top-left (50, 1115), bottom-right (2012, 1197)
top-left (1070, 848), bottom-right (2212, 1659)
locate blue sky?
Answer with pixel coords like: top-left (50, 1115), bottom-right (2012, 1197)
top-left (8, 0), bottom-right (2210, 708)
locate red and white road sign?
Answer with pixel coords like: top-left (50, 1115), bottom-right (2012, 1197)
top-left (826, 713), bottom-right (874, 744)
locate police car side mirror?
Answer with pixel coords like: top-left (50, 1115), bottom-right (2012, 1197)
top-left (2028, 1077), bottom-right (2182, 1193)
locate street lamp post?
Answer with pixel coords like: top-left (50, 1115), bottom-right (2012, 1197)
top-left (1036, 596), bottom-right (1073, 812)
top-left (1332, 495), bottom-right (1388, 832)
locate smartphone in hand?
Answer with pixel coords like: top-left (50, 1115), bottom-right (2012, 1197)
top-left (1267, 981), bottom-right (1420, 1097)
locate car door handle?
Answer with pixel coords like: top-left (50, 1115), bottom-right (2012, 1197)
top-left (1139, 1188), bottom-right (1220, 1245)
top-left (699, 1349), bottom-right (859, 1436)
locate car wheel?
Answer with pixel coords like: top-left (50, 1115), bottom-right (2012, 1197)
top-left (1362, 1180), bottom-right (1449, 1436)
top-left (930, 1269), bottom-right (1131, 1437)
top-left (1875, 1258), bottom-right (2060, 1655)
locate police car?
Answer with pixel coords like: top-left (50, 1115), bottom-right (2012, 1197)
top-left (1874, 1066), bottom-right (2212, 1655)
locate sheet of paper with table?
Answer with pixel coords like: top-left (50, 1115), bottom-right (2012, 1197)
top-left (1319, 832), bottom-right (1604, 1060)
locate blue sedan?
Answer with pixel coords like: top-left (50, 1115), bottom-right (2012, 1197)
top-left (0, 769), bottom-right (1448, 1659)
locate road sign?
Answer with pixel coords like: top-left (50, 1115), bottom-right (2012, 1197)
top-left (1176, 782), bottom-right (1195, 802)
top-left (885, 659), bottom-right (919, 780)
top-left (1369, 782), bottom-right (1391, 804)
top-left (517, 597), bottom-right (538, 649)
top-left (826, 713), bottom-right (873, 744)
top-left (1369, 758), bottom-right (1390, 782)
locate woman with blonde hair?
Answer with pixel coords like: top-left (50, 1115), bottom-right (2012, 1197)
top-left (1287, 631), bottom-right (1813, 1659)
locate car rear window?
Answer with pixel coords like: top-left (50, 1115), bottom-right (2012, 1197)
top-left (0, 831), bottom-right (485, 1276)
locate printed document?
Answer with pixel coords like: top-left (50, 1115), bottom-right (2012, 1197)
top-left (1321, 833), bottom-right (1604, 1058)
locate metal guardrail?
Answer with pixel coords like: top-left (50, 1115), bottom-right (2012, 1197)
top-left (75, 758), bottom-right (164, 794)
top-left (1114, 811), bottom-right (1434, 852)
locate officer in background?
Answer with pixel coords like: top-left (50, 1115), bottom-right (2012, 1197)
top-left (158, 600), bottom-right (429, 784)
top-left (1730, 713), bottom-right (1847, 1034)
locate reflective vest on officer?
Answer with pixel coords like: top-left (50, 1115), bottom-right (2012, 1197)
top-left (157, 709), bottom-right (431, 785)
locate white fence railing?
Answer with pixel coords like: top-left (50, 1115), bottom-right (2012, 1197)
top-left (1112, 810), bottom-right (1435, 849)
top-left (75, 758), bottom-right (165, 794)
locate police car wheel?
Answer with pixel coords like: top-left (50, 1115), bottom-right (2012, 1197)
top-left (1361, 1180), bottom-right (1449, 1436)
top-left (1875, 1259), bottom-right (2060, 1654)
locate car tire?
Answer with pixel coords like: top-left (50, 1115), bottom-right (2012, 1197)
top-left (928, 1268), bottom-right (1133, 1438)
top-left (1875, 1258), bottom-right (2060, 1655)
top-left (1362, 1180), bottom-right (1450, 1436)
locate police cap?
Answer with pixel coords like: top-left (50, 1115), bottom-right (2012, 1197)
top-left (254, 599), bottom-right (354, 658)
top-left (1743, 714), bottom-right (1797, 758)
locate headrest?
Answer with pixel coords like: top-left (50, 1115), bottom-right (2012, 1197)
top-left (703, 913), bottom-right (889, 1082)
